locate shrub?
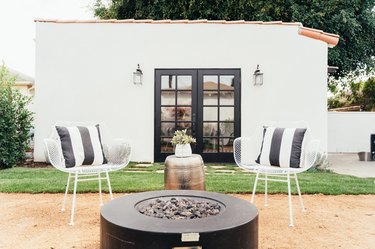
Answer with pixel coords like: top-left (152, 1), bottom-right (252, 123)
top-left (362, 77), bottom-right (375, 111)
top-left (0, 64), bottom-right (33, 169)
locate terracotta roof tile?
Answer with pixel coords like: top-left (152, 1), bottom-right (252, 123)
top-left (226, 20), bottom-right (246, 24)
top-left (133, 19), bottom-right (153, 23)
top-left (298, 27), bottom-right (339, 47)
top-left (207, 20), bottom-right (227, 24)
top-left (114, 19), bottom-right (135, 23)
top-left (34, 18), bottom-right (339, 47)
top-left (78, 20), bottom-right (99, 23)
top-left (152, 19), bottom-right (172, 23)
top-left (170, 20), bottom-right (189, 23)
top-left (188, 19), bottom-right (208, 23)
top-left (262, 21), bottom-right (283, 25)
top-left (244, 21), bottom-right (263, 24)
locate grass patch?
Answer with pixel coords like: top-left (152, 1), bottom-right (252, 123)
top-left (0, 164), bottom-right (374, 195)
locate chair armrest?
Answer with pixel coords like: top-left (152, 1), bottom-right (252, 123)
top-left (103, 139), bottom-right (131, 166)
top-left (44, 138), bottom-right (65, 169)
top-left (233, 137), bottom-right (260, 170)
top-left (302, 139), bottom-right (320, 169)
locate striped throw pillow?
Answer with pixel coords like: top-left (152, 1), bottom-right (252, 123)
top-left (55, 125), bottom-right (107, 168)
top-left (255, 127), bottom-right (307, 168)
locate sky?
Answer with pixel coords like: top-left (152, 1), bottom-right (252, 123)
top-left (0, 0), bottom-right (97, 78)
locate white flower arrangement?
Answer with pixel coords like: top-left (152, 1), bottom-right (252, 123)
top-left (171, 129), bottom-right (196, 145)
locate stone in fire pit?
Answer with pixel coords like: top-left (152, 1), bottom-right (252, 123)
top-left (137, 197), bottom-right (221, 219)
top-left (101, 190), bottom-right (258, 249)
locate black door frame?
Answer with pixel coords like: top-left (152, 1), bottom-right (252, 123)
top-left (154, 68), bottom-right (241, 163)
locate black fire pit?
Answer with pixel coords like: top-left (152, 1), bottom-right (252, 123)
top-left (100, 190), bottom-right (258, 249)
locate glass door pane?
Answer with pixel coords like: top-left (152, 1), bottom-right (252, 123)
top-left (155, 69), bottom-right (240, 162)
top-left (155, 70), bottom-right (197, 162)
top-left (198, 70), bottom-right (240, 161)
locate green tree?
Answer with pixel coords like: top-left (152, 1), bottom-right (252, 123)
top-left (362, 77), bottom-right (375, 110)
top-left (93, 0), bottom-right (375, 78)
top-left (0, 65), bottom-right (34, 169)
top-left (328, 76), bottom-right (375, 111)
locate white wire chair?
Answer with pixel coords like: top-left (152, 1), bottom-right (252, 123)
top-left (44, 121), bottom-right (131, 225)
top-left (233, 121), bottom-right (320, 226)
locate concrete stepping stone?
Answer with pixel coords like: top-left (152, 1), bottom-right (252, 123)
top-left (134, 163), bottom-right (154, 167)
top-left (210, 166), bottom-right (227, 169)
top-left (214, 169), bottom-right (236, 174)
top-left (125, 170), bottom-right (150, 173)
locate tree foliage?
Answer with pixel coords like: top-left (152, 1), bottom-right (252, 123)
top-left (93, 0), bottom-right (375, 77)
top-left (328, 76), bottom-right (375, 110)
top-left (0, 65), bottom-right (33, 169)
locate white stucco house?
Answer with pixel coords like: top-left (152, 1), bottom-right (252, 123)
top-left (33, 19), bottom-right (339, 163)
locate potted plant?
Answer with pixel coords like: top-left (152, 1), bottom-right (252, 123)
top-left (171, 129), bottom-right (196, 157)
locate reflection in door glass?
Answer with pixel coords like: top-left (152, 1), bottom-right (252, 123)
top-left (203, 138), bottom-right (219, 153)
top-left (161, 123), bottom-right (175, 136)
top-left (220, 107), bottom-right (234, 121)
top-left (161, 91), bottom-right (175, 105)
top-left (160, 138), bottom-right (174, 152)
top-left (203, 122), bottom-right (218, 136)
top-left (161, 107), bottom-right (175, 121)
top-left (161, 75), bottom-right (176, 89)
top-left (177, 91), bottom-right (192, 105)
top-left (203, 91), bottom-right (218, 105)
top-left (176, 107), bottom-right (191, 121)
top-left (220, 75), bottom-right (235, 90)
top-left (219, 91), bottom-right (234, 105)
top-left (203, 107), bottom-right (218, 121)
top-left (203, 75), bottom-right (218, 90)
top-left (220, 138), bottom-right (233, 153)
top-left (176, 122), bottom-right (192, 134)
top-left (220, 122), bottom-right (234, 137)
top-left (177, 75), bottom-right (192, 90)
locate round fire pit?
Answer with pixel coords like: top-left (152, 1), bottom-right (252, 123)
top-left (100, 190), bottom-right (258, 249)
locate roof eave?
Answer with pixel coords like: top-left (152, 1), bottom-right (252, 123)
top-left (298, 27), bottom-right (339, 48)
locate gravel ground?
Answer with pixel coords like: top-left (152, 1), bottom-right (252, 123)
top-left (0, 193), bottom-right (374, 249)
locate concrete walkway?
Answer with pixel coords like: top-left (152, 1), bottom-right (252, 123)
top-left (327, 153), bottom-right (375, 178)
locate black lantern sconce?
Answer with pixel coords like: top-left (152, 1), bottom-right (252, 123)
top-left (253, 65), bottom-right (263, 86)
top-left (133, 64), bottom-right (143, 85)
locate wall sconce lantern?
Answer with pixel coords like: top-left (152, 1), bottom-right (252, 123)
top-left (253, 64), bottom-right (263, 86)
top-left (133, 64), bottom-right (143, 85)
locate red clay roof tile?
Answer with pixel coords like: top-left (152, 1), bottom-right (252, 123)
top-left (34, 19), bottom-right (339, 47)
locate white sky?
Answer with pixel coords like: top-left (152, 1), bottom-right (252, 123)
top-left (0, 0), bottom-right (96, 77)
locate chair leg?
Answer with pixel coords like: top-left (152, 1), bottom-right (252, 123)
top-left (251, 172), bottom-right (259, 204)
top-left (106, 171), bottom-right (113, 200)
top-left (98, 171), bottom-right (103, 206)
top-left (264, 173), bottom-right (268, 207)
top-left (61, 173), bottom-right (71, 212)
top-left (70, 172), bottom-right (78, 226)
top-left (294, 173), bottom-right (305, 212)
top-left (287, 173), bottom-right (294, 227)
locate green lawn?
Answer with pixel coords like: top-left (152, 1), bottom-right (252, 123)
top-left (0, 163), bottom-right (374, 195)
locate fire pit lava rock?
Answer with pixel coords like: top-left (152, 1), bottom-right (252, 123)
top-left (100, 190), bottom-right (258, 249)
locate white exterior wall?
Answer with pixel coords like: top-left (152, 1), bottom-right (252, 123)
top-left (34, 22), bottom-right (328, 162)
top-left (328, 112), bottom-right (375, 152)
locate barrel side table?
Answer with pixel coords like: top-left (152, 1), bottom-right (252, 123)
top-left (164, 154), bottom-right (205, 190)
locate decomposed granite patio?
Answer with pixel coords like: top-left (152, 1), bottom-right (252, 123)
top-left (0, 193), bottom-right (374, 249)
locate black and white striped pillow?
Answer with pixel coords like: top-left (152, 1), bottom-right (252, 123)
top-left (256, 127), bottom-right (307, 168)
top-left (55, 125), bottom-right (107, 168)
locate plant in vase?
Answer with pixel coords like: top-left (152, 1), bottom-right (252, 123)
top-left (171, 129), bottom-right (196, 157)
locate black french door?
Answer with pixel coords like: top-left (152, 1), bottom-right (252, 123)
top-left (154, 69), bottom-right (241, 162)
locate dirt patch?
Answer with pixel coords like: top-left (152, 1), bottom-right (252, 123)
top-left (16, 162), bottom-right (51, 168)
top-left (0, 193), bottom-right (374, 249)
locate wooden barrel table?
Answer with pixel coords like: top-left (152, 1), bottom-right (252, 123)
top-left (164, 154), bottom-right (205, 190)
